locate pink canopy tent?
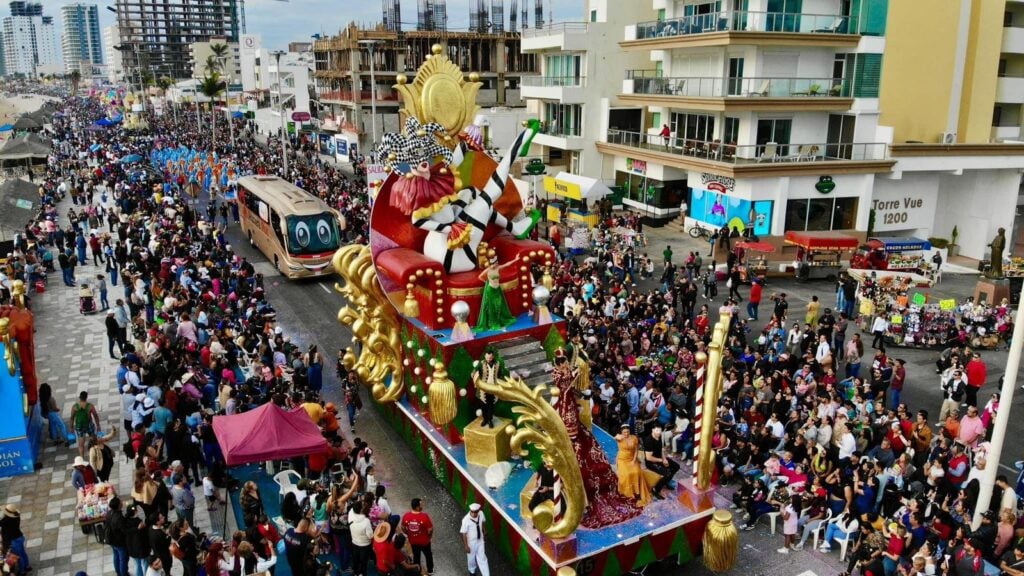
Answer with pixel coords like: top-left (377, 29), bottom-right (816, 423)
top-left (212, 403), bottom-right (328, 466)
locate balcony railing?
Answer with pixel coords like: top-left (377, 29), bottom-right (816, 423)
top-left (541, 123), bottom-right (583, 138)
top-left (626, 73), bottom-right (847, 98)
top-left (523, 22), bottom-right (590, 38)
top-left (522, 75), bottom-right (587, 87)
top-left (635, 10), bottom-right (851, 40)
top-left (318, 89), bottom-right (399, 102)
top-left (605, 129), bottom-right (887, 163)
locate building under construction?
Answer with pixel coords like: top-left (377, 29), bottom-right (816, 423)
top-left (314, 2), bottom-right (538, 148)
top-left (112, 0), bottom-right (244, 80)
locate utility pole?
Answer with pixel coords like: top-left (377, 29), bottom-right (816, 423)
top-left (973, 285), bottom-right (1024, 528)
top-left (271, 50), bottom-right (289, 175)
top-left (217, 55), bottom-right (235, 148)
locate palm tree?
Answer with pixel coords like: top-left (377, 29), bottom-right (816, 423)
top-left (69, 70), bottom-right (81, 96)
top-left (204, 55), bottom-right (221, 75)
top-left (198, 72), bottom-right (225, 142)
top-left (210, 43), bottom-right (229, 63)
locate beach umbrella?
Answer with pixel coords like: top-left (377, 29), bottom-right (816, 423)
top-left (88, 143), bottom-right (102, 152)
top-left (11, 116), bottom-right (41, 131)
top-left (119, 154), bottom-right (143, 164)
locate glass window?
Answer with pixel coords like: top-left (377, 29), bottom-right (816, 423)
top-left (785, 199), bottom-right (808, 231)
top-left (806, 198), bottom-right (834, 231)
top-left (723, 117), bottom-right (739, 145)
top-left (832, 197), bottom-right (858, 229)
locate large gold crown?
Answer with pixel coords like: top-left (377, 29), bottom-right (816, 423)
top-left (394, 44), bottom-right (482, 140)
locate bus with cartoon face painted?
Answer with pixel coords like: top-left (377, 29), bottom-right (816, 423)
top-left (236, 175), bottom-right (341, 279)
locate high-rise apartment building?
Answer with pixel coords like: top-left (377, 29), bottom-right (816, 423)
top-left (563, 0), bottom-right (1024, 260)
top-left (60, 3), bottom-right (102, 74)
top-left (103, 24), bottom-right (122, 82)
top-left (3, 2), bottom-right (59, 76)
top-left (112, 0), bottom-right (244, 80)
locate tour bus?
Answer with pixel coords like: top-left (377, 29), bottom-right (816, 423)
top-left (236, 175), bottom-right (341, 279)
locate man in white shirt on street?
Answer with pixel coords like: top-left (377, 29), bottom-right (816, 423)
top-left (460, 502), bottom-right (489, 576)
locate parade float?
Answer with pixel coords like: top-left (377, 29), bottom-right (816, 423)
top-left (332, 45), bottom-right (737, 576)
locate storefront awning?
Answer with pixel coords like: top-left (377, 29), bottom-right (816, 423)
top-left (784, 231), bottom-right (860, 250)
top-left (866, 237), bottom-right (931, 253)
top-left (543, 173), bottom-right (612, 202)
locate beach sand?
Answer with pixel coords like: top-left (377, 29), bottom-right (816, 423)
top-left (0, 93), bottom-right (57, 125)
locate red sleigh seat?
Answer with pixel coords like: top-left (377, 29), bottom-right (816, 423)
top-left (369, 151), bottom-right (554, 331)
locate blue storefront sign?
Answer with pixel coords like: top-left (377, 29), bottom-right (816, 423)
top-left (689, 186), bottom-right (773, 237)
top-left (0, 340), bottom-right (39, 478)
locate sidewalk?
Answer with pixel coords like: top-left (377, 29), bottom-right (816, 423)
top-left (0, 183), bottom-right (222, 576)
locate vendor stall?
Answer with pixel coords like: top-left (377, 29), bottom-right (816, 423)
top-left (783, 231), bottom-right (859, 281)
top-left (847, 269), bottom-right (951, 348)
top-left (851, 237), bottom-right (933, 273)
top-left (77, 483), bottom-right (116, 541)
top-left (543, 173), bottom-right (611, 229)
top-left (734, 240), bottom-right (775, 281)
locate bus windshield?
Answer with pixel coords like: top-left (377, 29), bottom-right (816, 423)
top-left (285, 212), bottom-right (340, 255)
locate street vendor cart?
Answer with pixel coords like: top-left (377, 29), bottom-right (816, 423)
top-left (784, 231), bottom-right (859, 281)
top-left (851, 237), bottom-right (932, 273)
top-left (734, 240), bottom-right (775, 282)
top-left (77, 483), bottom-right (117, 542)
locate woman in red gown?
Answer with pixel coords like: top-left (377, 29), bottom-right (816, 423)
top-left (552, 350), bottom-right (641, 528)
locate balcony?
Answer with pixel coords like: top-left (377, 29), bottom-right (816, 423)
top-left (597, 129), bottom-right (893, 176)
top-left (317, 89), bottom-right (400, 105)
top-left (622, 10), bottom-right (859, 50)
top-left (521, 75), bottom-right (587, 103)
top-left (1004, 26), bottom-right (1024, 55)
top-left (997, 76), bottom-right (1024, 104)
top-left (521, 22), bottom-right (590, 52)
top-left (620, 72), bottom-right (852, 111)
top-left (991, 126), bottom-right (1022, 142)
top-left (534, 125), bottom-right (585, 150)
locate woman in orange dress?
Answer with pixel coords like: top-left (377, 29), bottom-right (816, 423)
top-left (615, 424), bottom-right (652, 506)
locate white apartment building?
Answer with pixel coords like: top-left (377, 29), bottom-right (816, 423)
top-left (520, 0), bottom-right (657, 179)
top-left (102, 24), bottom-right (122, 83)
top-left (238, 45), bottom-right (312, 135)
top-left (3, 13), bottom-right (59, 76)
top-left (60, 3), bottom-right (102, 75)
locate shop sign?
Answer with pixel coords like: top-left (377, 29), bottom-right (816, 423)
top-left (815, 176), bottom-right (836, 194)
top-left (700, 173), bottom-right (735, 193)
top-left (334, 135), bottom-right (349, 162)
top-left (0, 438), bottom-right (33, 478)
top-left (912, 293), bottom-right (926, 306)
top-left (626, 158), bottom-right (647, 174)
top-left (871, 195), bottom-right (928, 230)
top-left (543, 176), bottom-right (583, 200)
top-left (940, 299), bottom-right (956, 311)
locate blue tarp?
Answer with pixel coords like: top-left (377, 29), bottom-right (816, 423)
top-left (231, 111), bottom-right (244, 119)
top-left (88, 144), bottom-right (102, 152)
top-left (119, 154), bottom-right (143, 164)
top-left (0, 124), bottom-right (12, 132)
top-left (869, 237), bottom-right (932, 252)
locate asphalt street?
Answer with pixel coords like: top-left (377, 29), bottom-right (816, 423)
top-left (220, 203), bottom-right (1023, 575)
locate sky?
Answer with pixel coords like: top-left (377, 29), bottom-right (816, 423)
top-left (33, 0), bottom-right (585, 52)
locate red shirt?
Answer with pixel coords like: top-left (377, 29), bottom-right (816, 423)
top-left (750, 282), bottom-right (763, 304)
top-left (373, 540), bottom-right (398, 572)
top-left (966, 359), bottom-right (987, 388)
top-left (401, 511), bottom-right (434, 547)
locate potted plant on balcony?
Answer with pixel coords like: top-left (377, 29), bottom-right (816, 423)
top-left (808, 84), bottom-right (822, 96)
top-left (829, 84), bottom-right (842, 96)
top-left (949, 225), bottom-right (960, 257)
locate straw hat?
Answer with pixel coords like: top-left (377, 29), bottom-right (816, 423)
top-left (4, 504), bottom-right (19, 517)
top-left (372, 522), bottom-right (392, 543)
top-left (72, 456), bottom-right (88, 468)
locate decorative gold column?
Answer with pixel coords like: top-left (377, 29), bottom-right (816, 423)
top-left (695, 310), bottom-right (730, 490)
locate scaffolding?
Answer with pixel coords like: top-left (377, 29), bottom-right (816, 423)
top-left (417, 0), bottom-right (446, 32)
top-left (381, 0), bottom-right (401, 33)
top-left (534, 0), bottom-right (543, 29)
top-left (491, 0), bottom-right (504, 33)
top-left (509, 0), bottom-right (518, 32)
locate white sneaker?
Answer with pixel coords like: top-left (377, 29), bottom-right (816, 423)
top-left (819, 544), bottom-right (831, 552)
top-left (777, 547), bottom-right (789, 554)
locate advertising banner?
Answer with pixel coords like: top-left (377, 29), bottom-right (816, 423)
top-left (689, 187), bottom-right (773, 236)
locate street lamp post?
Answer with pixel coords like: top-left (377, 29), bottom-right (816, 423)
top-left (358, 39), bottom-right (379, 157)
top-left (271, 50), bottom-right (288, 175)
top-left (193, 77), bottom-right (203, 132)
top-left (217, 56), bottom-right (236, 148)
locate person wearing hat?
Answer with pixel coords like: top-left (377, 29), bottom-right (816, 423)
top-left (460, 503), bottom-right (490, 576)
top-left (321, 402), bottom-right (341, 439)
top-left (372, 521), bottom-right (396, 574)
top-left (0, 503), bottom-right (28, 573)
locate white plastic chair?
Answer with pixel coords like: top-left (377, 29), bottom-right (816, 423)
top-left (810, 509), bottom-right (834, 549)
top-left (758, 142), bottom-right (778, 162)
top-left (273, 469), bottom-right (302, 498)
top-left (764, 510), bottom-right (782, 534)
top-left (836, 523), bottom-right (855, 561)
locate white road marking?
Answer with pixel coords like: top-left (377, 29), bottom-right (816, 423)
top-left (319, 283), bottom-right (331, 294)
